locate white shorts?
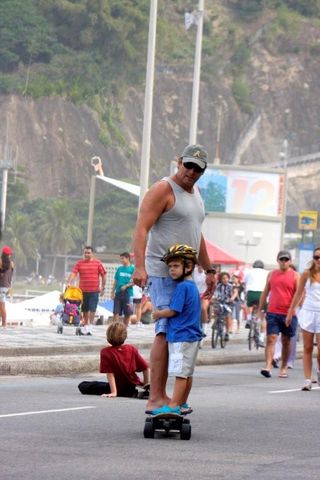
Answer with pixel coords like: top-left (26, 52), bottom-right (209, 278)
top-left (168, 341), bottom-right (200, 378)
top-left (298, 308), bottom-right (320, 334)
top-left (0, 287), bottom-right (9, 302)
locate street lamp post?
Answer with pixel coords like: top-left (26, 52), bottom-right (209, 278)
top-left (234, 230), bottom-right (262, 263)
top-left (189, 0), bottom-right (204, 144)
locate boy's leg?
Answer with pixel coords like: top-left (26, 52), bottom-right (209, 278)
top-left (169, 377), bottom-right (188, 408)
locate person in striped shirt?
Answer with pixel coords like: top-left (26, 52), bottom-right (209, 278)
top-left (67, 246), bottom-right (106, 335)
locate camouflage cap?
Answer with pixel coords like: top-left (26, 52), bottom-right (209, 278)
top-left (181, 144), bottom-right (208, 170)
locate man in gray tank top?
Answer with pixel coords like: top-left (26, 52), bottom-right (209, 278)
top-left (133, 144), bottom-right (216, 411)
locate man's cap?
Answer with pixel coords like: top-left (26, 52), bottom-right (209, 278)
top-left (181, 144), bottom-right (208, 170)
top-left (2, 245), bottom-right (13, 255)
top-left (277, 250), bottom-right (291, 260)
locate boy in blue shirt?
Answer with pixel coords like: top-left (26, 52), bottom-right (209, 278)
top-left (151, 244), bottom-right (202, 415)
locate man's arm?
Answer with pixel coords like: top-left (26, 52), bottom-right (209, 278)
top-left (132, 181), bottom-right (173, 287)
top-left (152, 308), bottom-right (176, 321)
top-left (257, 272), bottom-right (271, 314)
top-left (67, 271), bottom-right (77, 285)
top-left (198, 234), bottom-right (216, 297)
top-left (100, 272), bottom-right (107, 294)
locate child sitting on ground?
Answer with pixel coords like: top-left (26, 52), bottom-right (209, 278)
top-left (78, 321), bottom-right (149, 398)
top-left (151, 244), bottom-right (203, 415)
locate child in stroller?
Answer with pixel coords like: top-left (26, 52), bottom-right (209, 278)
top-left (57, 286), bottom-right (83, 334)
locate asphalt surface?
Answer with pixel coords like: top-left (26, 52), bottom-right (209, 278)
top-left (0, 322), bottom-right (303, 376)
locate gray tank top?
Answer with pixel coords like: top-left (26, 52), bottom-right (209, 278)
top-left (146, 177), bottom-right (205, 277)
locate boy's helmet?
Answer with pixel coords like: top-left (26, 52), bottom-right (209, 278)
top-left (161, 244), bottom-right (198, 264)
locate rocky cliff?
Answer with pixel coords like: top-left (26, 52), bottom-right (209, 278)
top-left (1, 11), bottom-right (320, 217)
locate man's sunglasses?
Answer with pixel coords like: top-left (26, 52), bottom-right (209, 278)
top-left (278, 257), bottom-right (290, 262)
top-left (313, 255), bottom-right (320, 261)
top-left (183, 162), bottom-right (205, 173)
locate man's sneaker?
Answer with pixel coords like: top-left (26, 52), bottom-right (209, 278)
top-left (302, 380), bottom-right (312, 391)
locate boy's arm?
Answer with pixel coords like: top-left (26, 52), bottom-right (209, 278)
top-left (101, 373), bottom-right (117, 397)
top-left (152, 308), bottom-right (176, 321)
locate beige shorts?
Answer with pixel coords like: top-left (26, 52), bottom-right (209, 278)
top-left (168, 341), bottom-right (200, 378)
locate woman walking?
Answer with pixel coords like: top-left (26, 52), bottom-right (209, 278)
top-left (286, 245), bottom-right (320, 391)
top-left (0, 246), bottom-right (14, 327)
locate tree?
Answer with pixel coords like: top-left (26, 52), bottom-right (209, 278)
top-left (37, 199), bottom-right (83, 276)
top-left (3, 212), bottom-right (38, 273)
top-left (0, 0), bottom-right (54, 71)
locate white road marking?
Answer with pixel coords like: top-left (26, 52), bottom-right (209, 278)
top-left (269, 386), bottom-right (320, 394)
top-left (0, 406), bottom-right (96, 418)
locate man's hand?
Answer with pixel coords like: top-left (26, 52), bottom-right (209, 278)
top-left (132, 266), bottom-right (148, 289)
top-left (203, 272), bottom-right (216, 299)
top-left (101, 393), bottom-right (117, 398)
top-left (152, 309), bottom-right (162, 321)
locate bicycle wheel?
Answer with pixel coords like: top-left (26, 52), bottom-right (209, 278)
top-left (220, 323), bottom-right (226, 348)
top-left (211, 321), bottom-right (218, 348)
top-left (254, 323), bottom-right (260, 350)
top-left (248, 322), bottom-right (254, 350)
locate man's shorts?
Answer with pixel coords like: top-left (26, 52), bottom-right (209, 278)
top-left (0, 287), bottom-right (9, 303)
top-left (82, 292), bottom-right (99, 313)
top-left (148, 276), bottom-right (176, 335)
top-left (113, 290), bottom-right (133, 317)
top-left (168, 341), bottom-right (200, 378)
top-left (246, 291), bottom-right (262, 307)
top-left (266, 312), bottom-right (297, 338)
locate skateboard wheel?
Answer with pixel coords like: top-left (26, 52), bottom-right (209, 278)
top-left (143, 418), bottom-right (155, 438)
top-left (180, 422), bottom-right (191, 440)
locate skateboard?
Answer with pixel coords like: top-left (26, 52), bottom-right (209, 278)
top-left (143, 412), bottom-right (191, 440)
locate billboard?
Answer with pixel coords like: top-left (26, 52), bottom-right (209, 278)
top-left (298, 210), bottom-right (318, 231)
top-left (198, 166), bottom-right (285, 218)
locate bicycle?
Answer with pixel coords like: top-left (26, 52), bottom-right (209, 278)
top-left (211, 301), bottom-right (231, 349)
top-left (247, 304), bottom-right (263, 350)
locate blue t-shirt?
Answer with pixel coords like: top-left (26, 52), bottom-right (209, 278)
top-left (167, 279), bottom-right (202, 343)
top-left (114, 265), bottom-right (134, 296)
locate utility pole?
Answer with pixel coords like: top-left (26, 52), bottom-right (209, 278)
top-left (139, 0), bottom-right (158, 207)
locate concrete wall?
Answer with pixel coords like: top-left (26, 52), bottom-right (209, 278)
top-left (202, 214), bottom-right (282, 268)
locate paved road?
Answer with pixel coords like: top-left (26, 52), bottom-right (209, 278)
top-left (1, 362), bottom-right (319, 480)
top-left (0, 323), bottom-right (284, 375)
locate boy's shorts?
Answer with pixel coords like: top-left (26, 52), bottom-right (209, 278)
top-left (148, 276), bottom-right (176, 335)
top-left (266, 312), bottom-right (297, 337)
top-left (168, 341), bottom-right (200, 378)
top-left (113, 291), bottom-right (133, 317)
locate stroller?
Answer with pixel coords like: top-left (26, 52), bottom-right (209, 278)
top-left (57, 286), bottom-right (83, 334)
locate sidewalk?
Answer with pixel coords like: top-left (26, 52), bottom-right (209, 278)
top-left (0, 323), bottom-right (302, 376)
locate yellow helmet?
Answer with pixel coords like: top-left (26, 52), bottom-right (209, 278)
top-left (161, 244), bottom-right (198, 264)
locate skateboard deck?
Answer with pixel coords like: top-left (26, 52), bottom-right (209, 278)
top-left (143, 412), bottom-right (191, 440)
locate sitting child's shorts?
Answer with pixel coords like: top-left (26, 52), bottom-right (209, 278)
top-left (168, 341), bottom-right (200, 378)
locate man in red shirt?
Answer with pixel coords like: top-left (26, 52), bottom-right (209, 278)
top-left (67, 246), bottom-right (106, 335)
top-left (258, 250), bottom-right (299, 378)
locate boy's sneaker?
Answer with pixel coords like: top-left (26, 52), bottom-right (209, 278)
top-left (180, 403), bottom-right (193, 414)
